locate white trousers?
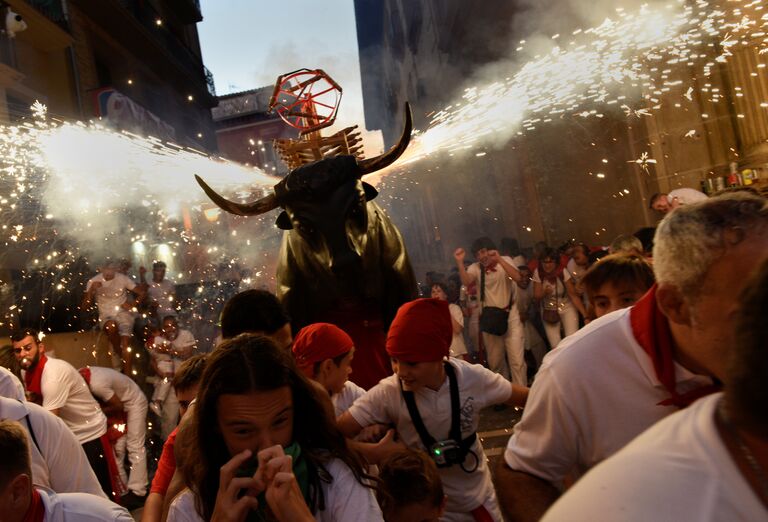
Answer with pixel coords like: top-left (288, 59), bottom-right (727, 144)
top-left (113, 398), bottom-right (148, 496)
top-left (482, 311), bottom-right (526, 386)
top-left (542, 304), bottom-right (579, 349)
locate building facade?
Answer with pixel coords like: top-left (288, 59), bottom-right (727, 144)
top-left (354, 0), bottom-right (767, 275)
top-left (0, 0), bottom-right (217, 148)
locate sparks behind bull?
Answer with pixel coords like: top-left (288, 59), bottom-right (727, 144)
top-left (195, 103), bottom-right (418, 389)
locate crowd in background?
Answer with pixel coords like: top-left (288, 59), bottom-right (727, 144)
top-left (0, 189), bottom-right (766, 521)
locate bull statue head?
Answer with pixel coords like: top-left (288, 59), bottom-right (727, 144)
top-left (195, 102), bottom-right (412, 222)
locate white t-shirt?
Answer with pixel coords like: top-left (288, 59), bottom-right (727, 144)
top-left (542, 393), bottom-right (767, 522)
top-left (0, 397), bottom-right (106, 497)
top-left (532, 268), bottom-right (572, 309)
top-left (168, 458), bottom-right (383, 522)
top-left (86, 273), bottom-right (136, 319)
top-left (504, 308), bottom-right (715, 485)
top-left (564, 258), bottom-right (588, 283)
top-left (348, 358), bottom-right (512, 518)
top-left (148, 279), bottom-right (176, 318)
top-left (332, 380), bottom-right (366, 417)
top-left (85, 366), bottom-right (146, 410)
top-left (668, 187), bottom-right (708, 206)
top-left (448, 303), bottom-right (467, 357)
top-left (0, 366), bottom-right (25, 401)
top-left (32, 357), bottom-right (107, 444)
top-left (468, 256), bottom-right (517, 309)
top-left (36, 486), bottom-right (133, 521)
top-left (153, 329), bottom-right (197, 359)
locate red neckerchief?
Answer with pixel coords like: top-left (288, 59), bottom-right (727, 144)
top-left (22, 488), bottom-right (45, 522)
top-left (484, 262), bottom-right (498, 273)
top-left (24, 354), bottom-right (48, 404)
top-left (630, 284), bottom-right (721, 408)
top-left (77, 367), bottom-right (127, 500)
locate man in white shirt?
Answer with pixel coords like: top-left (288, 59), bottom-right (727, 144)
top-left (148, 316), bottom-right (196, 438)
top-left (0, 367), bottom-right (105, 498)
top-left (542, 258), bottom-right (768, 522)
top-left (650, 187), bottom-right (708, 214)
top-left (454, 237), bottom-right (525, 385)
top-left (140, 261), bottom-right (177, 326)
top-left (0, 419), bottom-right (132, 522)
top-left (496, 193), bottom-right (768, 521)
top-left (80, 366), bottom-right (148, 506)
top-left (82, 262), bottom-right (145, 375)
top-left (11, 329), bottom-right (114, 499)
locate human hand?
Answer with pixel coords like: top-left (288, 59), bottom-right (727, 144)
top-left (210, 450), bottom-right (261, 522)
top-left (355, 423), bottom-right (389, 443)
top-left (454, 248), bottom-right (466, 263)
top-left (254, 446), bottom-right (314, 522)
top-left (372, 429), bottom-right (406, 463)
top-left (544, 286), bottom-right (554, 296)
top-left (90, 281), bottom-right (102, 291)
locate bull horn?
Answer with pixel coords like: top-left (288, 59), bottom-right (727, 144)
top-left (195, 175), bottom-right (279, 216)
top-left (357, 102), bottom-right (412, 175)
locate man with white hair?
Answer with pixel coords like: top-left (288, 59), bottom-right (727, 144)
top-left (496, 193), bottom-right (768, 521)
top-left (541, 257), bottom-right (768, 521)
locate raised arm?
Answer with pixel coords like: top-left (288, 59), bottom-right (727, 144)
top-left (454, 248), bottom-right (476, 287)
top-left (489, 250), bottom-right (521, 282)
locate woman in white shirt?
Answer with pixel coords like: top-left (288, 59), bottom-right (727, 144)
top-left (533, 249), bottom-right (580, 349)
top-left (168, 334), bottom-right (382, 522)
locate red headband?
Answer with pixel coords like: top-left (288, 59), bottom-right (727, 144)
top-left (386, 298), bottom-right (452, 363)
top-left (292, 323), bottom-right (354, 377)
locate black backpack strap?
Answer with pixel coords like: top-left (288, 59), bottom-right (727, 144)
top-left (480, 265), bottom-right (486, 305)
top-left (23, 412), bottom-right (43, 456)
top-left (401, 385), bottom-right (436, 450)
top-left (446, 363), bottom-right (477, 451)
top-left (401, 362), bottom-right (477, 453)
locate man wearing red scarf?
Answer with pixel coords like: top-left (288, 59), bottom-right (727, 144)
top-left (496, 193), bottom-right (768, 522)
top-left (0, 419), bottom-right (132, 522)
top-left (10, 329), bottom-right (117, 501)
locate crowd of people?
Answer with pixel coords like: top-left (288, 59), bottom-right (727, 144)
top-left (0, 190), bottom-right (766, 521)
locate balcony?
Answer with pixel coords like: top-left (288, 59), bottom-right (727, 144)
top-left (74, 0), bottom-right (216, 104)
top-left (24, 0), bottom-right (69, 31)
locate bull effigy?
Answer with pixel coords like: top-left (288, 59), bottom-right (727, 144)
top-left (195, 70), bottom-right (417, 388)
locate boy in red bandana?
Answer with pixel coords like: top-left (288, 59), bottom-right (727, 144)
top-left (338, 298), bottom-right (528, 522)
top-left (291, 323), bottom-right (365, 417)
top-left (497, 193), bottom-right (768, 522)
top-left (0, 420), bottom-right (132, 522)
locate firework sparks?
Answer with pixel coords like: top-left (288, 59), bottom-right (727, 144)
top-left (371, 0), bottom-right (766, 178)
top-left (627, 152), bottom-right (658, 172)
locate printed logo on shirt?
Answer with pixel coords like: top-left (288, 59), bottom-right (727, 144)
top-left (460, 396), bottom-right (475, 433)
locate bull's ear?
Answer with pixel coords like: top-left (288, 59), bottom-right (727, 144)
top-left (363, 182), bottom-right (378, 201)
top-left (275, 211), bottom-right (293, 230)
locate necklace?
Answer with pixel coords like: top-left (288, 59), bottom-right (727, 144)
top-left (717, 398), bottom-right (768, 504)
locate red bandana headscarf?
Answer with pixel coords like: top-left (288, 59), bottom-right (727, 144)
top-left (386, 298), bottom-right (452, 363)
top-left (630, 284), bottom-right (721, 408)
top-left (291, 323), bottom-right (354, 378)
